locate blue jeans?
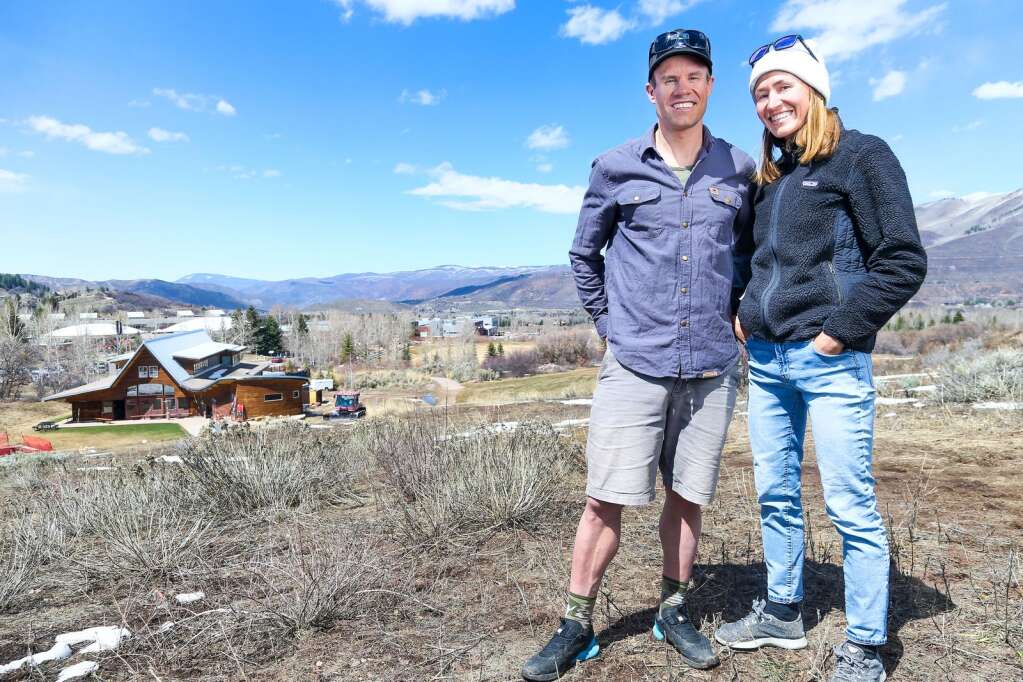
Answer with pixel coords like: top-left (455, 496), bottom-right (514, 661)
top-left (746, 336), bottom-right (889, 646)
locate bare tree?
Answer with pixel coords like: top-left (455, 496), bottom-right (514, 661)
top-left (0, 299), bottom-right (39, 401)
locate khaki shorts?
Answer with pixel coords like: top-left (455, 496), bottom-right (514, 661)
top-left (585, 347), bottom-right (739, 506)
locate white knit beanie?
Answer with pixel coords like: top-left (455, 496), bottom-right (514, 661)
top-left (749, 40), bottom-right (830, 105)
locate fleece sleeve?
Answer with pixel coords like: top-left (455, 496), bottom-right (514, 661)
top-left (568, 159), bottom-right (616, 339)
top-left (822, 137), bottom-right (928, 346)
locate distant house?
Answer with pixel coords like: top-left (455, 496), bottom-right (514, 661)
top-left (46, 322), bottom-right (142, 340)
top-left (43, 329), bottom-right (308, 422)
top-left (418, 316), bottom-right (498, 338)
top-left (159, 316), bottom-right (233, 333)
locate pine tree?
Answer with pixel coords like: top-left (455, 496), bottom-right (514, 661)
top-left (340, 332), bottom-right (356, 363)
top-left (941, 312), bottom-right (951, 325)
top-left (254, 315), bottom-right (283, 356)
top-left (487, 341), bottom-right (497, 357)
top-left (243, 306), bottom-right (261, 347)
top-left (296, 314), bottom-right (309, 335)
top-left (497, 342), bottom-right (504, 357)
top-left (952, 310), bottom-right (965, 324)
top-left (401, 343), bottom-right (412, 362)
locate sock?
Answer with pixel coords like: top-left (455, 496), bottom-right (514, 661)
top-left (564, 592), bottom-right (596, 628)
top-left (764, 600), bottom-right (801, 622)
top-left (659, 576), bottom-right (689, 617)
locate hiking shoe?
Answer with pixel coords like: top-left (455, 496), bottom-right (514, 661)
top-left (714, 598), bottom-right (808, 650)
top-left (830, 641), bottom-right (887, 682)
top-left (652, 604), bottom-right (719, 669)
top-left (521, 618), bottom-right (599, 681)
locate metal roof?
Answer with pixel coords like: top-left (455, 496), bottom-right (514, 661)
top-left (42, 375), bottom-right (116, 401)
top-left (171, 342), bottom-right (245, 361)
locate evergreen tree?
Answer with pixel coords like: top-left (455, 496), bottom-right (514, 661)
top-left (340, 332), bottom-right (356, 363)
top-left (497, 342), bottom-right (504, 357)
top-left (296, 314), bottom-right (309, 335)
top-left (401, 343), bottom-right (412, 363)
top-left (952, 310), bottom-right (965, 324)
top-left (941, 312), bottom-right (951, 325)
top-left (243, 306), bottom-right (261, 348)
top-left (487, 341), bottom-right (497, 358)
top-left (254, 315), bottom-right (284, 356)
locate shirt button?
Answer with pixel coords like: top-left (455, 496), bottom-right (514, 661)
top-left (682, 221), bottom-right (689, 229)
top-left (633, 195), bottom-right (640, 201)
top-left (682, 255), bottom-right (689, 262)
top-left (681, 287), bottom-right (688, 294)
top-left (680, 320), bottom-right (689, 327)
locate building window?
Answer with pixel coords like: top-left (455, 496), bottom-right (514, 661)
top-left (138, 366), bottom-right (148, 378)
top-left (193, 358), bottom-right (209, 372)
top-left (102, 401), bottom-right (113, 414)
top-left (264, 393), bottom-right (283, 402)
top-left (138, 365), bottom-right (159, 378)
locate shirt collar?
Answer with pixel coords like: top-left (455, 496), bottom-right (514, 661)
top-left (644, 124), bottom-right (715, 163)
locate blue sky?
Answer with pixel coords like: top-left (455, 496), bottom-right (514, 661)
top-left (2, 0), bottom-right (1022, 282)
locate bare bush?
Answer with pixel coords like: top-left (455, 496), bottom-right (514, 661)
top-left (368, 415), bottom-right (579, 542)
top-left (928, 343), bottom-right (1023, 403)
top-left (535, 330), bottom-right (601, 366)
top-left (874, 322), bottom-right (983, 356)
top-left (236, 525), bottom-right (393, 633)
top-left (347, 368), bottom-right (432, 389)
top-left (482, 350), bottom-right (541, 377)
top-left (40, 472), bottom-right (222, 580)
top-left (176, 421), bottom-right (362, 515)
top-left (0, 520), bottom-right (41, 612)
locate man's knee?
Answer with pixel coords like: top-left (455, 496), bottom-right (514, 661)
top-left (664, 488), bottom-right (702, 516)
top-left (582, 496), bottom-right (623, 526)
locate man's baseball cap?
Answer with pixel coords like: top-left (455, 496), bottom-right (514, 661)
top-left (648, 29), bottom-right (712, 80)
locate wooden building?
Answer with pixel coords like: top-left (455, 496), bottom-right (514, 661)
top-left (43, 330), bottom-right (308, 422)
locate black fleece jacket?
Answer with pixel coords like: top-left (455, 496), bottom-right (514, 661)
top-left (737, 126), bottom-right (928, 353)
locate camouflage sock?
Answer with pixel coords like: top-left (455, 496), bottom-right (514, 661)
top-left (659, 576), bottom-right (689, 616)
top-left (564, 592), bottom-right (596, 628)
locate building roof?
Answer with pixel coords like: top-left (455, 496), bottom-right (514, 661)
top-left (171, 341), bottom-right (245, 361)
top-left (44, 329), bottom-right (300, 402)
top-left (47, 322), bottom-right (142, 338)
top-left (159, 317), bottom-right (233, 333)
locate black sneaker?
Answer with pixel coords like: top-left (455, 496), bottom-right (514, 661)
top-left (653, 604), bottom-right (719, 669)
top-left (521, 618), bottom-right (600, 681)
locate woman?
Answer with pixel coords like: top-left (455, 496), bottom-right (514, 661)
top-left (713, 35), bottom-right (927, 682)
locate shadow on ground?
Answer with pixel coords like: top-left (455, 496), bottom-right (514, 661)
top-left (597, 560), bottom-right (955, 677)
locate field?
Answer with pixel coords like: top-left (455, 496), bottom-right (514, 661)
top-left (0, 340), bottom-right (1021, 681)
top-left (0, 401), bottom-right (187, 450)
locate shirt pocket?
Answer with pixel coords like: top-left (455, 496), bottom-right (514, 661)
top-left (707, 185), bottom-right (741, 244)
top-left (615, 183), bottom-right (663, 239)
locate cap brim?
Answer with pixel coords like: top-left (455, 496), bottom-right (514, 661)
top-left (649, 47), bottom-right (713, 77)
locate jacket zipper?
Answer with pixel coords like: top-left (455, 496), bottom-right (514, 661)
top-left (827, 262), bottom-right (844, 305)
top-left (758, 174), bottom-right (793, 337)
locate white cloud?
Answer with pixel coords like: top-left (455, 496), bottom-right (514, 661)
top-left (218, 164), bottom-right (281, 180)
top-left (153, 88), bottom-right (206, 111)
top-left (262, 169), bottom-right (281, 178)
top-left (561, 6), bottom-right (635, 45)
top-left (19, 150), bottom-right (35, 159)
top-left (636, 0), bottom-right (702, 25)
top-left (148, 127), bottom-right (190, 143)
top-left (870, 70), bottom-right (907, 101)
top-left (771, 0), bottom-right (946, 63)
top-left (536, 163), bottom-right (554, 174)
top-left (928, 189), bottom-right (954, 199)
top-left (951, 119), bottom-right (984, 133)
top-left (152, 88), bottom-right (237, 116)
top-left (216, 99), bottom-right (237, 116)
top-left (128, 99), bottom-right (151, 108)
top-left (0, 168), bottom-right (29, 192)
top-left (333, 0), bottom-right (514, 25)
top-left (399, 88), bottom-right (445, 106)
top-left (527, 124), bottom-right (570, 151)
top-left (972, 81), bottom-right (1023, 100)
top-left (408, 162), bottom-right (584, 214)
top-left (27, 116), bottom-right (148, 155)
top-left (393, 162), bottom-right (417, 174)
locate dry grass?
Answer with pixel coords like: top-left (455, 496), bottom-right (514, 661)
top-left (458, 367), bottom-right (598, 405)
top-left (0, 403), bottom-right (1020, 680)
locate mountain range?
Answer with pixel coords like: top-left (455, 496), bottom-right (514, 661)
top-left (18, 187), bottom-right (1023, 311)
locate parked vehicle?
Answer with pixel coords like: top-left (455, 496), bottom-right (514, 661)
top-left (324, 390), bottom-right (366, 420)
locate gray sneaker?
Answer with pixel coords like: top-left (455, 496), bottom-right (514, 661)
top-left (830, 642), bottom-right (887, 682)
top-left (714, 598), bottom-right (808, 650)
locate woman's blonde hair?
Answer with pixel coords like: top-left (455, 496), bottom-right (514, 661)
top-left (755, 88), bottom-right (840, 185)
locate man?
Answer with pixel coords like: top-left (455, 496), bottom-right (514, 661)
top-left (521, 30), bottom-right (755, 681)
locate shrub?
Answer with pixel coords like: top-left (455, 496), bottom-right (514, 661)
top-left (928, 344), bottom-right (1023, 404)
top-left (367, 415), bottom-right (579, 542)
top-left (176, 422), bottom-right (362, 515)
top-left (482, 350), bottom-right (541, 377)
top-left (0, 519), bottom-right (41, 612)
top-left (535, 331), bottom-right (600, 366)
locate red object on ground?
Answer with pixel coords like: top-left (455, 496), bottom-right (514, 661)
top-left (20, 435), bottom-right (54, 451)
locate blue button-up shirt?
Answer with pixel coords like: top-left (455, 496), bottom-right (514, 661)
top-left (569, 125), bottom-right (756, 379)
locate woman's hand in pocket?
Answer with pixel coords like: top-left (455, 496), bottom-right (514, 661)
top-left (733, 315), bottom-right (747, 344)
top-left (812, 331), bottom-right (845, 356)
